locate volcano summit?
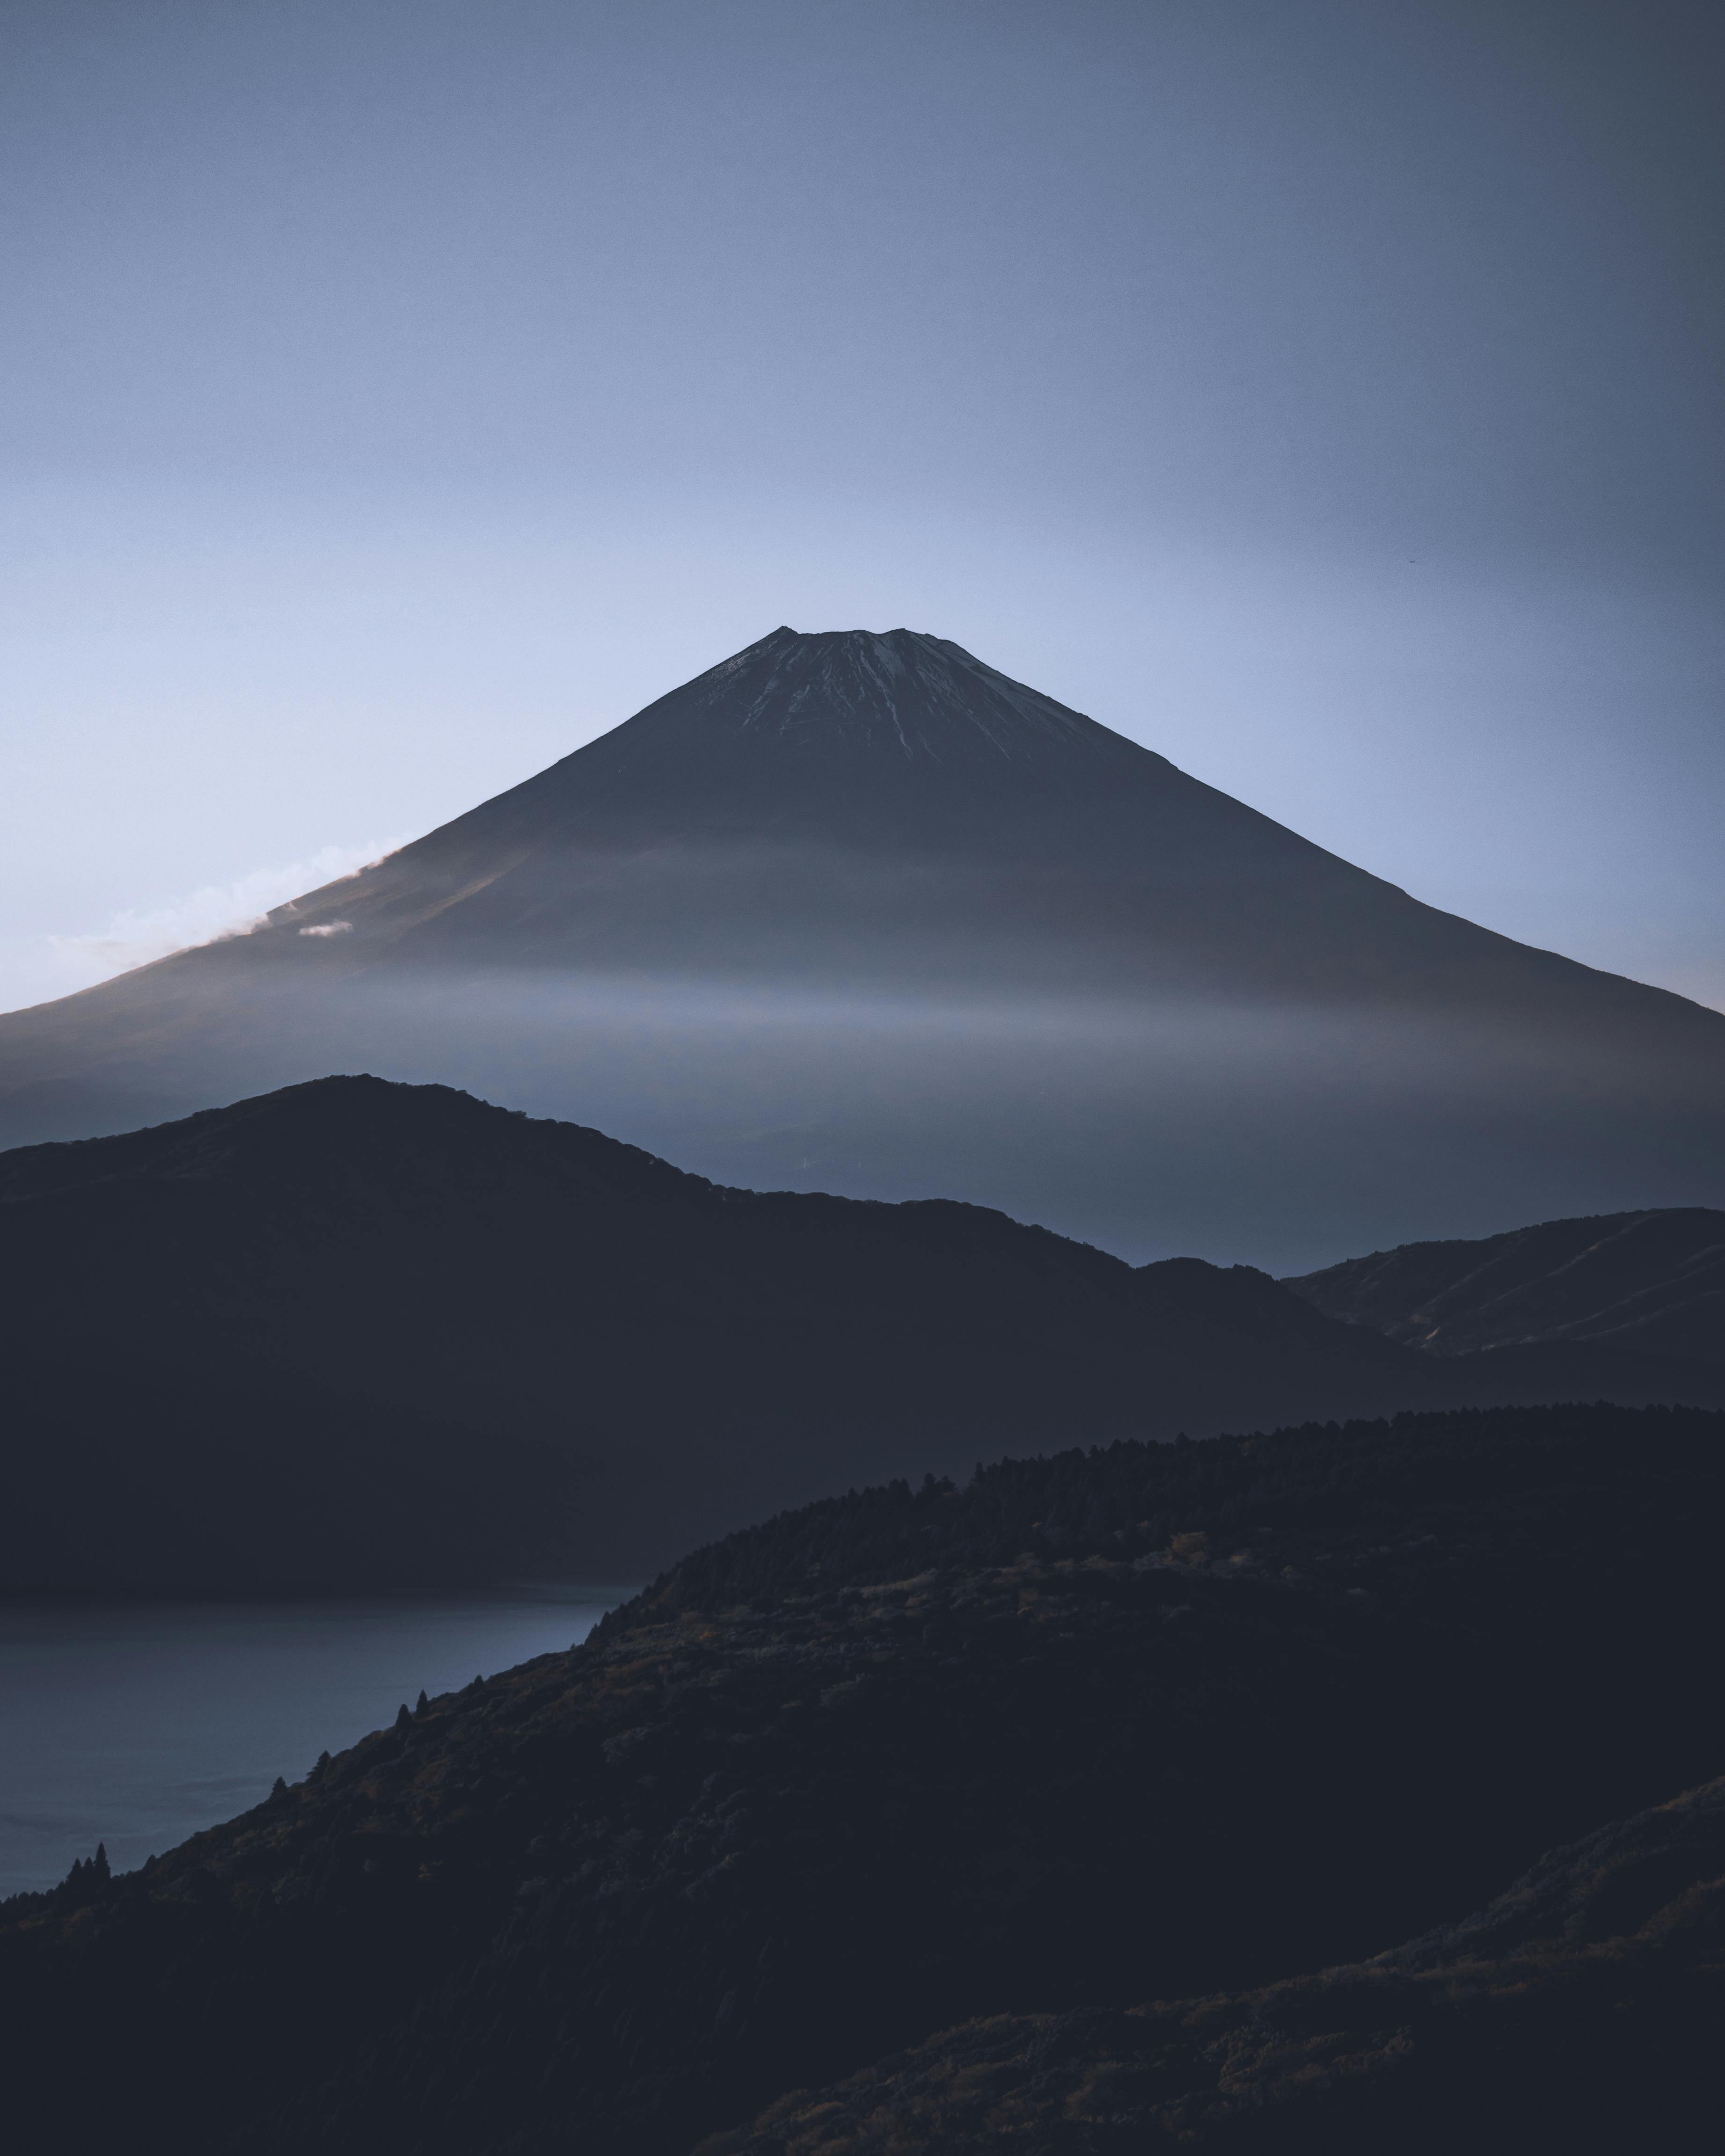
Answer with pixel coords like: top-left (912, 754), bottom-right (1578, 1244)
top-left (5, 627), bottom-right (1721, 1267)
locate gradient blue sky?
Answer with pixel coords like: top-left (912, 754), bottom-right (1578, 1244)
top-left (4, 0), bottom-right (1721, 1012)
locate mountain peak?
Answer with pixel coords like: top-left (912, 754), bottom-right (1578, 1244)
top-left (599, 624), bottom-right (1137, 775)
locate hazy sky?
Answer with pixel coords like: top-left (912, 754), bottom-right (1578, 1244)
top-left (4, 0), bottom-right (1721, 1014)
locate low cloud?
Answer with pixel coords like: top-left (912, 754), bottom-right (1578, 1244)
top-left (299, 921), bottom-right (354, 938)
top-left (49, 841), bottom-right (403, 983)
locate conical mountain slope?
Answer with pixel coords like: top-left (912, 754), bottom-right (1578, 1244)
top-left (3, 628), bottom-right (1721, 1267)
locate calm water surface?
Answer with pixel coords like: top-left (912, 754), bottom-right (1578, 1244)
top-left (0, 1587), bottom-right (631, 1896)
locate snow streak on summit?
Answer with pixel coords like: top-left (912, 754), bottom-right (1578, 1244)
top-left (629, 627), bottom-right (1126, 766)
top-left (2, 628), bottom-right (1722, 1268)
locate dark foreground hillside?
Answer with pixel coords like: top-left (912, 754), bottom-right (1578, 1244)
top-left (3, 1402), bottom-right (1724, 2152)
top-left (707, 1774), bottom-right (1725, 2154)
top-left (4, 1075), bottom-right (1721, 1591)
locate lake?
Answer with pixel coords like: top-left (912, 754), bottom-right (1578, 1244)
top-left (0, 1586), bottom-right (631, 1897)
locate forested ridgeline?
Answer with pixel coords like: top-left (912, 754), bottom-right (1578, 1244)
top-left (614, 1398), bottom-right (1725, 1623)
top-left (2, 1402), bottom-right (1723, 2153)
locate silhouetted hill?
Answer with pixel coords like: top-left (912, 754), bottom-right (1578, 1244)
top-left (1286, 1207), bottom-right (1725, 1364)
top-left (4, 1076), bottom-right (1720, 1588)
top-left (3, 628), bottom-right (1721, 1267)
top-left (2, 1403), bottom-right (1722, 2152)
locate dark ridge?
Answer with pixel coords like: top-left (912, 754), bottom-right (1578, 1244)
top-left (13, 1078), bottom-right (1725, 1604)
top-left (4, 1077), bottom-right (1720, 1592)
top-left (603, 1397), bottom-right (1725, 1630)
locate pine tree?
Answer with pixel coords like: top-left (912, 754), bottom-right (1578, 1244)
top-left (93, 1843), bottom-right (109, 1882)
top-left (314, 1750), bottom-right (332, 1778)
top-left (271, 1776), bottom-right (287, 1800)
top-left (415, 1689), bottom-right (430, 1717)
top-left (395, 1702), bottom-right (412, 1731)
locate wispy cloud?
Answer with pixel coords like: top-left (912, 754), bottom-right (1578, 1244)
top-left (49, 842), bottom-right (404, 983)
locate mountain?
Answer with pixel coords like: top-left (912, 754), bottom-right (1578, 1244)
top-left (4, 1075), bottom-right (1720, 1589)
top-left (5, 1401), bottom-right (1723, 2153)
top-left (4, 627), bottom-right (1722, 1269)
top-left (1286, 1207), bottom-right (1725, 1364)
